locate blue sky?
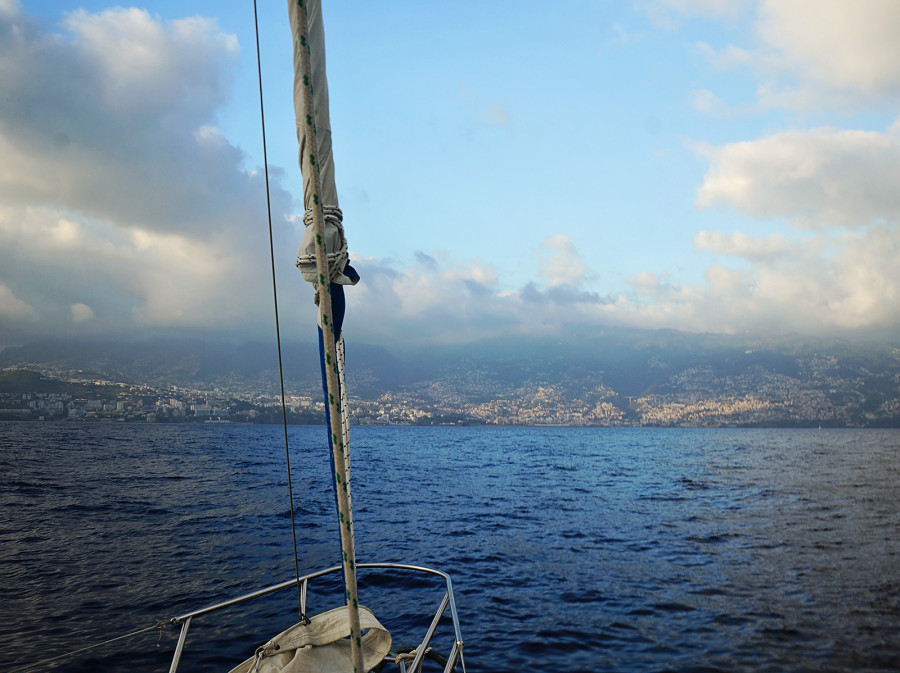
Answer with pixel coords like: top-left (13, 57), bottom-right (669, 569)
top-left (1, 0), bottom-right (899, 348)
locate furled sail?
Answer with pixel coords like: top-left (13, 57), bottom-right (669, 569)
top-left (290, 0), bottom-right (358, 290)
top-left (232, 2), bottom-right (371, 672)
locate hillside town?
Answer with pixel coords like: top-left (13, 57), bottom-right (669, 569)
top-left (2, 356), bottom-right (898, 427)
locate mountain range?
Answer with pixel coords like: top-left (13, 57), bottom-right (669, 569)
top-left (2, 328), bottom-right (899, 426)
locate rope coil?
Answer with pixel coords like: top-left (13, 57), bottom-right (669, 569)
top-left (295, 206), bottom-right (352, 285)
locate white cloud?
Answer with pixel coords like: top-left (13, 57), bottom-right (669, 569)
top-left (70, 303), bottom-right (94, 323)
top-left (345, 4), bottom-right (900, 342)
top-left (685, 117), bottom-right (900, 334)
top-left (639, 0), bottom-right (752, 29)
top-left (691, 88), bottom-right (728, 115)
top-left (890, 117), bottom-right (900, 137)
top-left (0, 284), bottom-right (34, 320)
top-left (538, 234), bottom-right (590, 287)
top-left (62, 8), bottom-right (238, 117)
top-left (604, 224), bottom-right (898, 335)
top-left (826, 225), bottom-right (900, 328)
top-left (277, 216), bottom-right (900, 344)
top-left (0, 6), bottom-right (244, 235)
top-left (345, 255), bottom-right (517, 344)
top-left (0, 0), bottom-right (18, 18)
top-left (690, 0), bottom-right (900, 109)
top-left (693, 226), bottom-right (900, 332)
top-left (0, 202), bottom-right (301, 341)
top-left (0, 6), bottom-right (304, 346)
top-left (1, 3), bottom-right (896, 349)
top-left (694, 230), bottom-right (807, 259)
top-left (757, 0), bottom-right (900, 99)
top-left (655, 0), bottom-right (750, 17)
top-left (695, 126), bottom-right (900, 228)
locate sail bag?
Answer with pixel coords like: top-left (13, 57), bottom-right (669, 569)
top-left (227, 605), bottom-right (391, 673)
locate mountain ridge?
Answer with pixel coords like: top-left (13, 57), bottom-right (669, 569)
top-left (2, 329), bottom-right (898, 426)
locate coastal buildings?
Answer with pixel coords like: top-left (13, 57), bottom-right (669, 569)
top-left (2, 362), bottom-right (897, 427)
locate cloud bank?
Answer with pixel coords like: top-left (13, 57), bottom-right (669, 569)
top-left (688, 0), bottom-right (900, 110)
top-left (687, 121), bottom-right (900, 333)
top-left (0, 4), bottom-right (307, 346)
top-left (0, 2), bottom-right (897, 351)
top-left (696, 126), bottom-right (900, 228)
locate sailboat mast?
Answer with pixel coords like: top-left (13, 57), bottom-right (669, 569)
top-left (287, 2), bottom-right (364, 672)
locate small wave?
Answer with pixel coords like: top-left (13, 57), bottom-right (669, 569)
top-left (652, 601), bottom-right (696, 613)
top-left (559, 589), bottom-right (608, 604)
top-left (678, 477), bottom-right (710, 490)
top-left (638, 493), bottom-right (688, 502)
top-left (686, 533), bottom-right (735, 544)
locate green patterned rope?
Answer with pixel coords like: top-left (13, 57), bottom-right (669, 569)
top-left (289, 1), bottom-right (364, 672)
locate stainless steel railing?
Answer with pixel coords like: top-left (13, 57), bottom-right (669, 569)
top-left (165, 562), bottom-right (465, 673)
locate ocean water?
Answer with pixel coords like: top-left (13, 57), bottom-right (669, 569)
top-left (1, 423), bottom-right (898, 672)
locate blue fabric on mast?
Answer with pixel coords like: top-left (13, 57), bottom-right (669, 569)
top-left (318, 282), bottom-right (345, 517)
top-left (329, 282), bottom-right (346, 342)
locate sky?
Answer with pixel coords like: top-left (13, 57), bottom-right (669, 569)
top-left (1, 0), bottom-right (899, 350)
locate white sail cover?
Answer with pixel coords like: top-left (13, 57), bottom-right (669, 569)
top-left (227, 606), bottom-right (391, 673)
top-left (289, 0), bottom-right (356, 286)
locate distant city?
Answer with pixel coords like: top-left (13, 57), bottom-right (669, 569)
top-left (2, 331), bottom-right (898, 427)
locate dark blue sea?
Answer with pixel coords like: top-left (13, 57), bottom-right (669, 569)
top-left (1, 423), bottom-right (898, 672)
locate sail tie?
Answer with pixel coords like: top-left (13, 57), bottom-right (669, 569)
top-left (296, 206), bottom-right (357, 286)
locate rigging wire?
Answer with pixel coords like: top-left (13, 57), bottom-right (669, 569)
top-left (23, 621), bottom-right (171, 670)
top-left (251, 0), bottom-right (306, 622)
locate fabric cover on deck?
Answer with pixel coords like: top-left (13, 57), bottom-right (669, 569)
top-left (228, 605), bottom-right (390, 673)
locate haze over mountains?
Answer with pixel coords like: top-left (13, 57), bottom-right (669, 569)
top-left (2, 329), bottom-right (898, 427)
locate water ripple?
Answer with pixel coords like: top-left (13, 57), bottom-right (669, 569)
top-left (0, 424), bottom-right (898, 672)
